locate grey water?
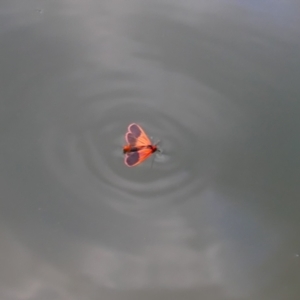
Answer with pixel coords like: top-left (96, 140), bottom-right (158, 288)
top-left (1, 0), bottom-right (300, 299)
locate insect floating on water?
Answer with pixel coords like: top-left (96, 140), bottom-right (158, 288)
top-left (123, 123), bottom-right (160, 167)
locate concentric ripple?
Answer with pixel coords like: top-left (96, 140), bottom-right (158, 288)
top-left (42, 83), bottom-right (232, 217)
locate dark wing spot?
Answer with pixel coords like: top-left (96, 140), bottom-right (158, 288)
top-left (125, 152), bottom-right (140, 166)
top-left (128, 124), bottom-right (142, 138)
top-left (126, 132), bottom-right (136, 145)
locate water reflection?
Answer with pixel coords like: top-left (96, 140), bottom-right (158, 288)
top-left (1, 0), bottom-right (300, 299)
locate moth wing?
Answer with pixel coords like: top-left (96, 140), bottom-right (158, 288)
top-left (124, 148), bottom-right (153, 167)
top-left (125, 132), bottom-right (137, 146)
top-left (127, 123), bottom-right (151, 146)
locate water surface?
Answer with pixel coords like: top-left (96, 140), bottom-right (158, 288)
top-left (1, 0), bottom-right (300, 299)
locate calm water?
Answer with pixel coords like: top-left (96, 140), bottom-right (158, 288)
top-left (1, 0), bottom-right (300, 299)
